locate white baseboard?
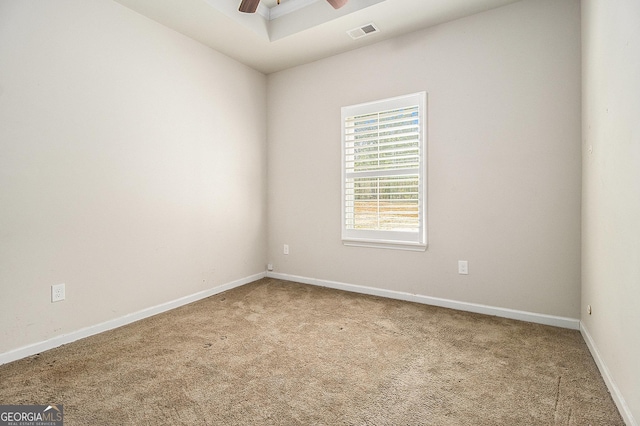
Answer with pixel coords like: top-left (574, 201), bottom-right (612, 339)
top-left (0, 272), bottom-right (266, 366)
top-left (266, 272), bottom-right (581, 330)
top-left (580, 323), bottom-right (637, 426)
top-left (6, 270), bottom-right (632, 424)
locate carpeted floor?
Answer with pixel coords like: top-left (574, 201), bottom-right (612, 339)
top-left (0, 278), bottom-right (624, 425)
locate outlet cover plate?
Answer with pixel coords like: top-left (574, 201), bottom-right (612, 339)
top-left (458, 261), bottom-right (469, 275)
top-left (52, 283), bottom-right (65, 302)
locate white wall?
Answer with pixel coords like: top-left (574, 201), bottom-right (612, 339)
top-left (582, 0), bottom-right (640, 423)
top-left (0, 0), bottom-right (267, 354)
top-left (267, 0), bottom-right (582, 318)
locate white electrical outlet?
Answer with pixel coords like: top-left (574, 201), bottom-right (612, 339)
top-left (458, 261), bottom-right (469, 275)
top-left (284, 244), bottom-right (289, 255)
top-left (51, 283), bottom-right (65, 302)
top-left (267, 263), bottom-right (274, 271)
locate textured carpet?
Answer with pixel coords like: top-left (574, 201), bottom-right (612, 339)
top-left (0, 278), bottom-right (623, 425)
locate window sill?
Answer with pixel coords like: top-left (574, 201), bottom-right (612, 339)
top-left (342, 238), bottom-right (427, 252)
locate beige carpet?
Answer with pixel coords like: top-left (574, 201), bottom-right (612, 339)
top-left (0, 278), bottom-right (623, 425)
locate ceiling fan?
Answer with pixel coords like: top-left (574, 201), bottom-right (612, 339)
top-left (239, 0), bottom-right (348, 14)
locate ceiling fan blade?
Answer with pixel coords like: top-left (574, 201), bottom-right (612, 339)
top-left (326, 0), bottom-right (348, 9)
top-left (239, 0), bottom-right (260, 13)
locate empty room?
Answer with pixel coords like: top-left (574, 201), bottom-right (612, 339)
top-left (0, 0), bottom-right (638, 424)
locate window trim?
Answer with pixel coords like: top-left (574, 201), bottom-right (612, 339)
top-left (341, 92), bottom-right (427, 251)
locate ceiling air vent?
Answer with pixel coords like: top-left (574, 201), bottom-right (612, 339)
top-left (347, 23), bottom-right (379, 40)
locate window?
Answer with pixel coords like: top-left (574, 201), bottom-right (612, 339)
top-left (341, 92), bottom-right (427, 251)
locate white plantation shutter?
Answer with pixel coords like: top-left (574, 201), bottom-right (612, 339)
top-left (342, 92), bottom-right (427, 251)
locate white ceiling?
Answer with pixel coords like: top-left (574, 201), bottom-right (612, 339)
top-left (112, 0), bottom-right (522, 74)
